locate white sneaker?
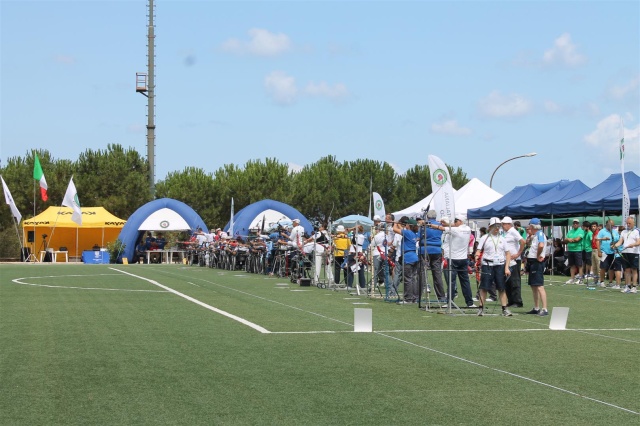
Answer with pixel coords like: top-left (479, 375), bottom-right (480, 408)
top-left (610, 285), bottom-right (621, 289)
top-left (486, 297), bottom-right (495, 302)
top-left (621, 286), bottom-right (631, 293)
top-left (630, 287), bottom-right (638, 294)
top-left (598, 282), bottom-right (606, 288)
top-left (565, 279), bottom-right (575, 284)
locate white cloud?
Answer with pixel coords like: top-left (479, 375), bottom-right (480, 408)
top-left (584, 114), bottom-right (640, 163)
top-left (478, 91), bottom-right (532, 118)
top-left (264, 71), bottom-right (298, 105)
top-left (607, 74), bottom-right (640, 101)
top-left (430, 119), bottom-right (471, 136)
top-left (543, 33), bottom-right (587, 67)
top-left (221, 28), bottom-right (291, 57)
top-left (304, 81), bottom-right (349, 102)
top-left (264, 72), bottom-right (350, 105)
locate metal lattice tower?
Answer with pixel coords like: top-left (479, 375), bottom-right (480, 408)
top-left (136, 0), bottom-right (156, 198)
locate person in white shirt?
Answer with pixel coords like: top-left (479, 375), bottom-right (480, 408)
top-left (612, 217), bottom-right (639, 293)
top-left (475, 217), bottom-right (512, 316)
top-left (288, 218), bottom-right (305, 250)
top-left (428, 214), bottom-right (476, 308)
top-left (371, 224), bottom-right (390, 286)
top-left (525, 218), bottom-right (549, 316)
top-left (501, 216), bottom-right (525, 308)
top-left (303, 224), bottom-right (333, 285)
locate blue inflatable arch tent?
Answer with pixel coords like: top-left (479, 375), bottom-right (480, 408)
top-left (118, 198), bottom-right (208, 262)
top-left (224, 199), bottom-right (313, 238)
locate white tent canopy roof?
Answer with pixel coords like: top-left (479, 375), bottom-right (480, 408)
top-left (137, 207), bottom-right (191, 231)
top-left (393, 178), bottom-right (502, 219)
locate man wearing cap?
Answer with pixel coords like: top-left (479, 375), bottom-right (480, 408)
top-left (393, 217), bottom-right (420, 303)
top-left (525, 218), bottom-right (549, 316)
top-left (428, 214), bottom-right (476, 308)
top-left (596, 219), bottom-right (622, 288)
top-left (502, 216), bottom-right (525, 308)
top-left (563, 219), bottom-right (585, 284)
top-left (418, 210), bottom-right (446, 301)
top-left (612, 216), bottom-right (639, 293)
top-left (475, 217), bottom-right (512, 316)
top-left (333, 225), bottom-right (350, 285)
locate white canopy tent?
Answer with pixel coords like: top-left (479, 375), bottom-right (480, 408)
top-left (392, 178), bottom-right (502, 220)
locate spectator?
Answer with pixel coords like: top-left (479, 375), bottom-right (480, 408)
top-left (612, 217), bottom-right (639, 293)
top-left (525, 218), bottom-right (548, 316)
top-left (590, 222), bottom-right (600, 279)
top-left (581, 221), bottom-right (593, 281)
top-left (563, 219), bottom-right (584, 284)
top-left (596, 220), bottom-right (622, 288)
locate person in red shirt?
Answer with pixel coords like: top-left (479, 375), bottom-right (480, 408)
top-left (590, 222), bottom-right (599, 278)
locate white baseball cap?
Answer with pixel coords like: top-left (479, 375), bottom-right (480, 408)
top-left (502, 216), bottom-right (513, 224)
top-left (489, 217), bottom-right (502, 226)
top-left (373, 215), bottom-right (381, 221)
top-left (336, 225), bottom-right (345, 232)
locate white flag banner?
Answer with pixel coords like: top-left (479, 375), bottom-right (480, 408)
top-left (1, 176), bottom-right (22, 223)
top-left (372, 192), bottom-right (385, 219)
top-left (62, 176), bottom-right (82, 225)
top-left (620, 123), bottom-right (630, 224)
top-left (428, 155), bottom-right (456, 222)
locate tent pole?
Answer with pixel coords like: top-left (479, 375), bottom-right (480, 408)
top-left (551, 215), bottom-right (554, 276)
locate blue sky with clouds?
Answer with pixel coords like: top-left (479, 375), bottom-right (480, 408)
top-left (1, 0), bottom-right (638, 195)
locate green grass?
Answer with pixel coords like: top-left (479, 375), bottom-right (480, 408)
top-left (1, 264), bottom-right (638, 425)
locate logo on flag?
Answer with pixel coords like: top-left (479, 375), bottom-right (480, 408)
top-left (433, 169), bottom-right (447, 185)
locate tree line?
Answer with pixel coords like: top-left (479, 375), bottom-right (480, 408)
top-left (0, 144), bottom-right (469, 256)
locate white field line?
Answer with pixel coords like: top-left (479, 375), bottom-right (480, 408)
top-left (376, 332), bottom-right (640, 416)
top-left (11, 275), bottom-right (167, 292)
top-left (163, 271), bottom-right (354, 328)
top-left (568, 329), bottom-right (640, 344)
top-left (110, 268), bottom-right (270, 334)
top-left (549, 290), bottom-right (640, 306)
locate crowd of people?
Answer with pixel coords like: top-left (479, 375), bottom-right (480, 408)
top-left (134, 213), bottom-right (640, 314)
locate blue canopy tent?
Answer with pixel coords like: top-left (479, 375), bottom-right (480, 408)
top-left (117, 198), bottom-right (208, 262)
top-left (505, 180), bottom-right (591, 218)
top-left (552, 172), bottom-right (640, 216)
top-left (467, 181), bottom-right (564, 219)
top-left (332, 215), bottom-right (374, 232)
top-left (224, 199), bottom-right (312, 238)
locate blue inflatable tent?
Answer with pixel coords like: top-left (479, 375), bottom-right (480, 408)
top-left (224, 199), bottom-right (312, 237)
top-left (117, 198), bottom-right (208, 262)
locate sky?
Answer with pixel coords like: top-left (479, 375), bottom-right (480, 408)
top-left (1, 0), bottom-right (639, 196)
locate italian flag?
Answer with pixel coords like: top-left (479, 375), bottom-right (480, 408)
top-left (33, 154), bottom-right (48, 202)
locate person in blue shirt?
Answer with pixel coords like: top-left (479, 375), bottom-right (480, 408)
top-left (393, 217), bottom-right (419, 304)
top-left (596, 219), bottom-right (622, 288)
top-left (418, 210), bottom-right (445, 301)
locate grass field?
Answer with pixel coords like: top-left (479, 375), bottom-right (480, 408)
top-left (1, 263), bottom-right (638, 425)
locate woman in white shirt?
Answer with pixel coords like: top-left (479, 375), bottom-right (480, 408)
top-left (474, 217), bottom-right (512, 316)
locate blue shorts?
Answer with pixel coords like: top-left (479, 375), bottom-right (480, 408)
top-left (479, 264), bottom-right (507, 291)
top-left (527, 259), bottom-right (545, 286)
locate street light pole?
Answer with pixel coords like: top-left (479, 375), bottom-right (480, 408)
top-left (489, 152), bottom-right (537, 188)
